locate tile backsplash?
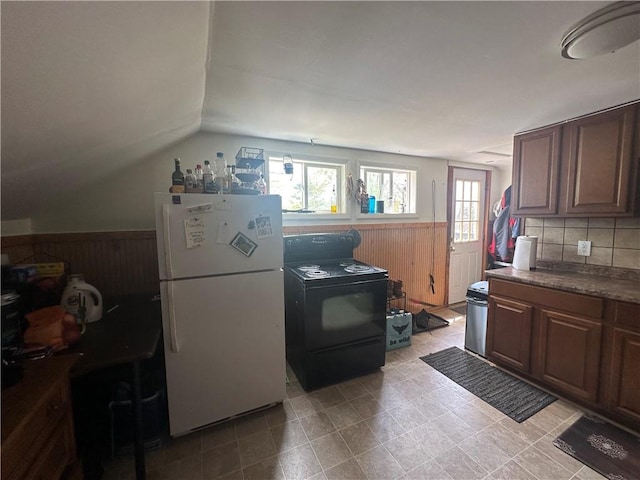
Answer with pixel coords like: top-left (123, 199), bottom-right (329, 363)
top-left (524, 217), bottom-right (640, 270)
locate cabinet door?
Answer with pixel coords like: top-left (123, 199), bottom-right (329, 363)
top-left (539, 310), bottom-right (602, 403)
top-left (608, 327), bottom-right (640, 423)
top-left (511, 125), bottom-right (562, 215)
top-left (487, 295), bottom-right (533, 373)
top-left (561, 104), bottom-right (638, 215)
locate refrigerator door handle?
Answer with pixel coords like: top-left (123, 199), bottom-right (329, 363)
top-left (162, 204), bottom-right (174, 279)
top-left (167, 281), bottom-right (180, 353)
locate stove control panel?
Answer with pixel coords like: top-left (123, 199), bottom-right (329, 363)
top-left (284, 233), bottom-right (355, 264)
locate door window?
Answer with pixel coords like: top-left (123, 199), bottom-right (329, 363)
top-left (454, 180), bottom-right (481, 243)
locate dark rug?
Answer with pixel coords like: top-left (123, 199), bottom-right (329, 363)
top-left (420, 346), bottom-right (556, 422)
top-left (412, 309), bottom-right (449, 334)
top-left (554, 414), bottom-right (640, 480)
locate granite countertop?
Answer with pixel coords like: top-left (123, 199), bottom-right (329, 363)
top-left (484, 265), bottom-right (640, 304)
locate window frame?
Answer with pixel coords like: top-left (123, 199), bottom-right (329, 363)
top-left (453, 178), bottom-right (481, 243)
top-left (358, 163), bottom-right (417, 215)
top-left (266, 153), bottom-right (347, 217)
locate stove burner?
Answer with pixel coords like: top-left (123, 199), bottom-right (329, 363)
top-left (344, 264), bottom-right (373, 273)
top-left (339, 261), bottom-right (353, 267)
top-left (298, 264), bottom-right (321, 272)
top-left (305, 269), bottom-right (330, 278)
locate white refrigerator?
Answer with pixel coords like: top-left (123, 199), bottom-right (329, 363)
top-left (154, 192), bottom-right (286, 436)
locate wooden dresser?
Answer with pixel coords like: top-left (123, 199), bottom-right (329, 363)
top-left (2, 355), bottom-right (82, 480)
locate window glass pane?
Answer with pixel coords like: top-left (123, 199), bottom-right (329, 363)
top-left (462, 222), bottom-right (470, 241)
top-left (470, 202), bottom-right (478, 221)
top-left (470, 222), bottom-right (478, 241)
top-left (471, 181), bottom-right (480, 201)
top-left (463, 181), bottom-right (471, 201)
top-left (456, 180), bottom-right (464, 201)
top-left (307, 166), bottom-right (337, 211)
top-left (366, 171), bottom-right (382, 199)
top-left (269, 158), bottom-right (341, 212)
top-left (390, 172), bottom-right (408, 213)
top-left (269, 161), bottom-right (304, 210)
top-left (454, 222), bottom-right (462, 241)
top-left (455, 203), bottom-right (462, 221)
top-left (360, 166), bottom-right (416, 214)
top-left (381, 172), bottom-right (391, 203)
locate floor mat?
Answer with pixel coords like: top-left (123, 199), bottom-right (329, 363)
top-left (554, 414), bottom-right (640, 480)
top-left (420, 346), bottom-right (556, 422)
top-left (413, 309), bottom-right (449, 334)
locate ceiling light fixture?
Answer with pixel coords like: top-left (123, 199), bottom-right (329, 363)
top-left (561, 1), bottom-right (640, 59)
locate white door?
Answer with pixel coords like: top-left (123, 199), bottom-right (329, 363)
top-left (448, 168), bottom-right (487, 304)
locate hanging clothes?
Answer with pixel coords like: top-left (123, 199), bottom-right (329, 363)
top-left (488, 185), bottom-right (520, 263)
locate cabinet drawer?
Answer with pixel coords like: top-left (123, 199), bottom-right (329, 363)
top-left (2, 380), bottom-right (69, 480)
top-left (489, 278), bottom-right (603, 319)
top-left (24, 412), bottom-right (74, 480)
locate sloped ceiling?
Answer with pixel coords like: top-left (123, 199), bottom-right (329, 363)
top-left (1, 1), bottom-right (211, 220)
top-left (2, 1), bottom-right (639, 222)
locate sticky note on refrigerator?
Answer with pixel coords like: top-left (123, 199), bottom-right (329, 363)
top-left (217, 221), bottom-right (232, 244)
top-left (185, 217), bottom-right (205, 248)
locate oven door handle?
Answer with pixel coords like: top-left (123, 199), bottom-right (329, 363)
top-left (304, 278), bottom-right (388, 290)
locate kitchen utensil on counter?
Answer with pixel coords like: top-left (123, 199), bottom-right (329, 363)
top-left (61, 274), bottom-right (103, 323)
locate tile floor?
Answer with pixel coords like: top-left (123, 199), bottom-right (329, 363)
top-left (103, 318), bottom-right (608, 480)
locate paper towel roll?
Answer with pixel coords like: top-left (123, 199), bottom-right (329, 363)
top-left (513, 236), bottom-right (538, 271)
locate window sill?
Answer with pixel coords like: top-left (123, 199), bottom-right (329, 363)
top-left (356, 213), bottom-right (419, 220)
top-left (283, 213), bottom-right (351, 221)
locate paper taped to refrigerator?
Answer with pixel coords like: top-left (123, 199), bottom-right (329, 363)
top-left (217, 221), bottom-right (233, 244)
top-left (185, 217), bottom-right (205, 249)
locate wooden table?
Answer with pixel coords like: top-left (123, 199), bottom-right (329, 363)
top-left (66, 294), bottom-right (162, 480)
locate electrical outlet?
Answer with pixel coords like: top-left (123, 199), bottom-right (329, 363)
top-left (577, 240), bottom-right (592, 256)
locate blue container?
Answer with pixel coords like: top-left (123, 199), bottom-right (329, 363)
top-left (368, 195), bottom-right (376, 213)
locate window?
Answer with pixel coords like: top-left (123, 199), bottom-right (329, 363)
top-left (359, 165), bottom-right (416, 214)
top-left (269, 156), bottom-right (343, 213)
top-left (453, 179), bottom-right (481, 242)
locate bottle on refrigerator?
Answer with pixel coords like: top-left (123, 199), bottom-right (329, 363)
top-left (230, 165), bottom-right (241, 191)
top-left (185, 169), bottom-right (197, 193)
top-left (203, 161), bottom-right (215, 194)
top-left (257, 174), bottom-right (267, 195)
top-left (214, 152), bottom-right (227, 193)
top-left (194, 164), bottom-right (204, 191)
top-left (171, 158), bottom-right (185, 193)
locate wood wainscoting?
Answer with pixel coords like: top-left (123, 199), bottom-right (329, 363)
top-left (2, 223), bottom-right (449, 310)
top-left (1, 231), bottom-right (159, 298)
top-left (283, 223), bottom-right (449, 311)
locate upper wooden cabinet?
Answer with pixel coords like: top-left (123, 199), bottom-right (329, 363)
top-left (511, 102), bottom-right (640, 217)
top-left (512, 125), bottom-right (562, 215)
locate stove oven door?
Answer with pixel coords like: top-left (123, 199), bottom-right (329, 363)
top-left (303, 278), bottom-right (387, 350)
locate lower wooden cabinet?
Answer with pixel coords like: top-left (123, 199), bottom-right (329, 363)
top-left (607, 327), bottom-right (640, 423)
top-left (1, 356), bottom-right (81, 480)
top-left (487, 278), bottom-right (640, 431)
top-left (487, 295), bottom-right (533, 373)
top-left (538, 309), bottom-right (602, 403)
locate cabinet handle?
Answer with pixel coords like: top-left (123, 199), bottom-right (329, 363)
top-left (46, 403), bottom-right (60, 416)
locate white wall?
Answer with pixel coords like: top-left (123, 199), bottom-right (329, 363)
top-left (17, 132), bottom-right (501, 233)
